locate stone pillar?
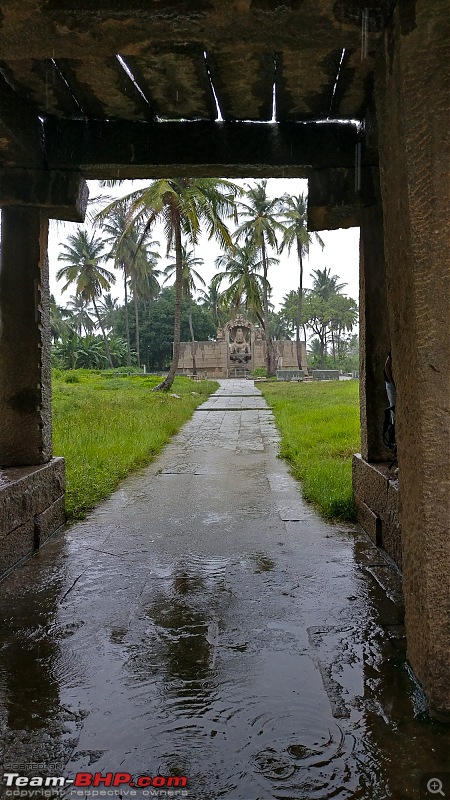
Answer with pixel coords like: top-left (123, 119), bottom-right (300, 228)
top-left (359, 202), bottom-right (391, 462)
top-left (0, 208), bottom-right (52, 466)
top-left (375, 0), bottom-right (450, 719)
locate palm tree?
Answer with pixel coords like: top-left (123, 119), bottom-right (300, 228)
top-left (98, 293), bottom-right (120, 332)
top-left (164, 246), bottom-right (205, 375)
top-left (128, 239), bottom-right (161, 368)
top-left (98, 178), bottom-right (238, 391)
top-left (49, 294), bottom-right (73, 343)
top-left (213, 242), bottom-right (273, 327)
top-left (56, 229), bottom-right (116, 367)
top-left (328, 293), bottom-right (358, 363)
top-left (65, 294), bottom-right (96, 337)
top-left (311, 267), bottom-right (347, 300)
top-left (198, 280), bottom-right (228, 329)
top-left (234, 180), bottom-right (284, 376)
top-left (279, 193), bottom-right (324, 369)
top-left (101, 203), bottom-right (137, 366)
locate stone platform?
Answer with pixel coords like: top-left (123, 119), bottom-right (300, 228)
top-left (353, 453), bottom-right (401, 569)
top-left (0, 457), bottom-right (65, 576)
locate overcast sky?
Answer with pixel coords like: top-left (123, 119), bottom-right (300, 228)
top-left (48, 178), bottom-right (360, 312)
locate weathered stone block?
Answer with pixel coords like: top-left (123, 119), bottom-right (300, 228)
top-left (0, 458), bottom-right (65, 536)
top-left (380, 481), bottom-right (401, 569)
top-left (0, 519), bottom-right (34, 576)
top-left (353, 455), bottom-right (401, 568)
top-left (34, 494), bottom-right (65, 546)
top-left (352, 454), bottom-right (388, 516)
top-left (355, 498), bottom-right (382, 546)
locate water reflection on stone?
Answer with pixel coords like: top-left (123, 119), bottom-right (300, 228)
top-left (0, 382), bottom-right (448, 799)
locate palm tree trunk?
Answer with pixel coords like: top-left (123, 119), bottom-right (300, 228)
top-left (134, 292), bottom-right (140, 368)
top-left (155, 213), bottom-right (183, 391)
top-left (296, 236), bottom-right (304, 370)
top-left (261, 237), bottom-right (276, 377)
top-left (92, 296), bottom-right (114, 368)
top-left (123, 263), bottom-right (131, 367)
top-left (188, 295), bottom-right (197, 375)
top-left (320, 326), bottom-right (326, 368)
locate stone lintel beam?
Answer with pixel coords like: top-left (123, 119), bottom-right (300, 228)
top-left (0, 169), bottom-right (88, 222)
top-left (307, 166), bottom-right (380, 231)
top-left (43, 118), bottom-right (370, 179)
top-left (0, 76), bottom-right (44, 165)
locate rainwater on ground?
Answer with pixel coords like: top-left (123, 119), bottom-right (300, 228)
top-left (0, 381), bottom-right (448, 800)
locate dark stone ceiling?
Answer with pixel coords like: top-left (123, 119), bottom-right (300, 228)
top-left (0, 0), bottom-right (394, 175)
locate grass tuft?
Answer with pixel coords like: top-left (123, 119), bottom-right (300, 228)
top-left (52, 371), bottom-right (218, 520)
top-left (259, 380), bottom-right (360, 521)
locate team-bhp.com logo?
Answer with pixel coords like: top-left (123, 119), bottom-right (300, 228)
top-left (2, 772), bottom-right (188, 796)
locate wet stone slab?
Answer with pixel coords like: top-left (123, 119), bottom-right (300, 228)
top-left (0, 380), bottom-right (448, 800)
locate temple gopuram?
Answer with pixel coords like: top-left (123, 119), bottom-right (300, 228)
top-left (177, 314), bottom-right (307, 378)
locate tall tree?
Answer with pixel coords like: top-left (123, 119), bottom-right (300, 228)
top-left (213, 242), bottom-right (273, 327)
top-left (98, 178), bottom-right (238, 390)
top-left (56, 230), bottom-right (116, 367)
top-left (234, 180), bottom-right (283, 376)
top-left (65, 294), bottom-right (96, 337)
top-left (279, 193), bottom-right (324, 368)
top-left (98, 293), bottom-right (120, 332)
top-left (198, 280), bottom-right (229, 329)
top-left (302, 282), bottom-right (357, 367)
top-left (311, 267), bottom-right (347, 300)
top-left (129, 241), bottom-right (161, 368)
top-left (328, 293), bottom-right (358, 363)
top-left (164, 246), bottom-right (205, 375)
top-left (49, 294), bottom-right (74, 342)
top-left (101, 203), bottom-right (137, 366)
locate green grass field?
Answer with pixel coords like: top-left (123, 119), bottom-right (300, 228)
top-left (52, 371), bottom-right (218, 519)
top-left (259, 380), bottom-right (360, 521)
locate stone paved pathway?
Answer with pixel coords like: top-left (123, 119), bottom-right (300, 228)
top-left (0, 380), bottom-right (447, 800)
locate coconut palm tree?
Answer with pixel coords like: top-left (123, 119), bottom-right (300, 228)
top-left (98, 178), bottom-right (239, 390)
top-left (49, 294), bottom-right (73, 343)
top-left (128, 239), bottom-right (161, 368)
top-left (279, 193), bottom-right (324, 369)
top-left (311, 267), bottom-right (347, 300)
top-left (198, 280), bottom-right (229, 329)
top-left (100, 203), bottom-right (137, 366)
top-left (56, 229), bottom-right (116, 367)
top-left (213, 242), bottom-right (274, 327)
top-left (164, 246), bottom-right (205, 375)
top-left (98, 293), bottom-right (120, 332)
top-left (65, 294), bottom-right (96, 337)
top-left (234, 180), bottom-right (284, 376)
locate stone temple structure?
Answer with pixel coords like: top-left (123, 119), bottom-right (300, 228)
top-left (0, 1), bottom-right (448, 718)
top-left (177, 314), bottom-right (307, 378)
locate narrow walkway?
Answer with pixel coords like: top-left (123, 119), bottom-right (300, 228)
top-left (0, 382), bottom-right (446, 800)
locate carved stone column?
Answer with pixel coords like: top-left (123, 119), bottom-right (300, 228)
top-left (375, 0), bottom-right (450, 720)
top-left (0, 208), bottom-right (52, 466)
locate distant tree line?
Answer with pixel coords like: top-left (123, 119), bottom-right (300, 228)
top-left (51, 179), bottom-right (358, 383)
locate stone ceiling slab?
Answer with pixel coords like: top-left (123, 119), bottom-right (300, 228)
top-left (0, 0), bottom-right (395, 170)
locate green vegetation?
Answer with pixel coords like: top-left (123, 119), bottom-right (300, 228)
top-left (52, 180), bottom-right (359, 384)
top-left (259, 380), bottom-right (360, 521)
top-left (52, 371), bottom-right (218, 519)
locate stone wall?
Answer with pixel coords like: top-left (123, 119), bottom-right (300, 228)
top-left (353, 455), bottom-right (401, 569)
top-left (0, 458), bottom-right (65, 577)
top-left (178, 339), bottom-right (307, 377)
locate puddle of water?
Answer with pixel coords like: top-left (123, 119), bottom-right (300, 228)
top-left (0, 401), bottom-right (449, 800)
